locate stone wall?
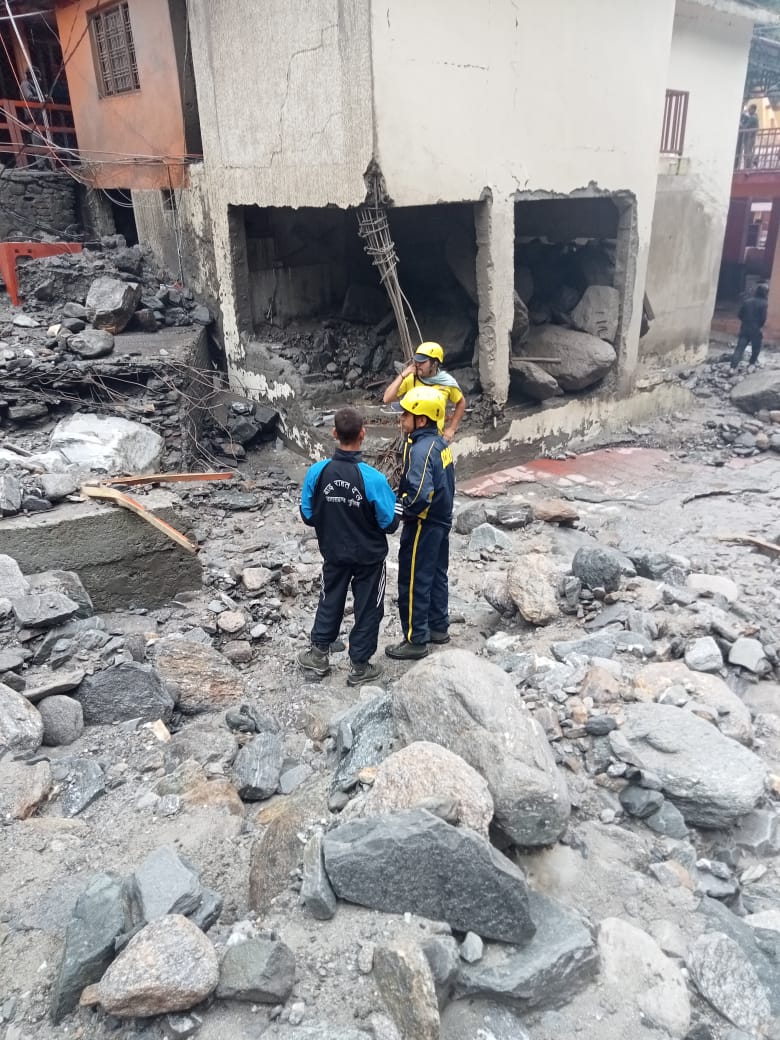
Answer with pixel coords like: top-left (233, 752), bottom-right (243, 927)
top-left (0, 169), bottom-right (80, 240)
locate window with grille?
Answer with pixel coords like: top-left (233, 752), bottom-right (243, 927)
top-left (89, 2), bottom-right (140, 98)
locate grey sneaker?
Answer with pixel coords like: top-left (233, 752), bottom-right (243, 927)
top-left (347, 660), bottom-right (383, 686)
top-left (385, 640), bottom-right (429, 660)
top-left (298, 645), bottom-right (330, 677)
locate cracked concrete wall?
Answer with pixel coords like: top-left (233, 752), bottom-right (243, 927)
top-left (369, 0), bottom-right (677, 401)
top-left (644, 1), bottom-right (753, 365)
top-left (185, 0), bottom-right (373, 386)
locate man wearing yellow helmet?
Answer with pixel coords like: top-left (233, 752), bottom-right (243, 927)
top-left (385, 386), bottom-right (456, 660)
top-left (382, 341), bottom-right (466, 443)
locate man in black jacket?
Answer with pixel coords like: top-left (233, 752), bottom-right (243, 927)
top-left (731, 283), bottom-right (768, 371)
top-left (298, 406), bottom-right (398, 685)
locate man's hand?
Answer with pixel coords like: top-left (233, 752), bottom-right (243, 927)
top-left (401, 362), bottom-right (416, 378)
top-left (443, 426), bottom-right (456, 443)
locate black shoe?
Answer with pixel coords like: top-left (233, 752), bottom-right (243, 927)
top-left (298, 645), bottom-right (330, 676)
top-left (347, 660), bottom-right (383, 687)
top-left (429, 630), bottom-right (450, 644)
top-left (385, 640), bottom-right (429, 660)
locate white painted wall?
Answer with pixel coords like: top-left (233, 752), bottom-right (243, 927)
top-left (643, 1), bottom-right (753, 362)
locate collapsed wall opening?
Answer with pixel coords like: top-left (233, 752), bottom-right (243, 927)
top-left (230, 201), bottom-right (480, 400)
top-left (510, 194), bottom-right (629, 406)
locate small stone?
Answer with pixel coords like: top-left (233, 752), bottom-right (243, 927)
top-left (38, 695), bottom-right (84, 746)
top-left (373, 942), bottom-right (440, 1040)
top-left (643, 800), bottom-right (688, 839)
top-left (242, 567), bottom-right (274, 592)
top-left (469, 524), bottom-right (513, 553)
top-left (301, 831), bottom-right (337, 920)
top-left (585, 715), bottom-right (617, 736)
top-left (60, 758), bottom-right (106, 817)
top-left (619, 785), bottom-right (664, 819)
top-left (217, 610), bottom-right (246, 634)
top-left (459, 932), bottom-right (484, 963)
top-left (216, 937), bottom-right (295, 1003)
top-left (532, 498), bottom-right (579, 523)
top-left (685, 637), bottom-right (723, 673)
top-left (729, 637), bottom-right (770, 675)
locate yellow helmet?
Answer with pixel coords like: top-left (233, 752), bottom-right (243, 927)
top-left (399, 386), bottom-right (445, 427)
top-left (414, 342), bottom-right (444, 364)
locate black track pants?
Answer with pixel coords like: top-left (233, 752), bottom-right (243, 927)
top-left (310, 559), bottom-right (386, 663)
top-left (397, 518), bottom-right (450, 645)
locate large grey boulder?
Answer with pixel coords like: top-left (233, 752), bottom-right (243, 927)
top-left (69, 329), bottom-right (114, 359)
top-left (86, 276), bottom-right (142, 334)
top-left (322, 809), bottom-right (535, 944)
top-left (519, 325), bottom-right (617, 391)
top-left (731, 371), bottom-right (780, 414)
top-left (688, 932), bottom-right (771, 1034)
top-left (231, 730), bottom-right (283, 800)
top-left (332, 692), bottom-right (395, 791)
top-left (125, 847), bottom-right (203, 927)
top-left (0, 682), bottom-right (43, 751)
top-left (76, 663), bottom-right (175, 724)
top-left (216, 937), bottom-right (295, 1003)
top-left (51, 873), bottom-right (127, 1022)
top-left (570, 285), bottom-right (620, 343)
top-left (26, 570), bottom-right (93, 620)
top-left (572, 545), bottom-right (624, 592)
top-left (81, 914), bottom-right (218, 1017)
top-left (509, 358), bottom-right (562, 401)
top-left (507, 552), bottom-right (560, 625)
top-left (621, 703), bottom-right (767, 827)
top-left (151, 636), bottom-right (247, 714)
top-left (51, 413), bottom-right (163, 474)
top-left (393, 650), bottom-right (569, 845)
top-left (455, 890), bottom-right (597, 1009)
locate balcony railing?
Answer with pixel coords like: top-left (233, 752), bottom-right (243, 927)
top-left (0, 98), bottom-right (76, 167)
top-left (735, 127), bottom-right (780, 173)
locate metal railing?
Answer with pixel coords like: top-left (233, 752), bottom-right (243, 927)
top-left (660, 89), bottom-right (689, 156)
top-left (0, 98), bottom-right (76, 167)
top-left (735, 126), bottom-right (780, 172)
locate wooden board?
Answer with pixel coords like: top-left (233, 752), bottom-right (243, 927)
top-left (80, 485), bottom-right (199, 554)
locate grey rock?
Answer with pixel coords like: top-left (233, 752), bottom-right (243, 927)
top-left (729, 637), bottom-right (771, 675)
top-left (644, 800), bottom-right (688, 839)
top-left (261, 1027), bottom-right (370, 1040)
top-left (0, 648), bottom-right (26, 673)
top-left (584, 715), bottom-right (617, 736)
top-left (51, 413), bottom-right (163, 474)
top-left (619, 785), bottom-right (664, 819)
top-left (0, 473), bottom-right (21, 515)
top-left (38, 695), bottom-right (84, 746)
top-left (698, 897), bottom-right (780, 1014)
top-left (63, 301), bottom-right (88, 319)
top-left (26, 570), bottom-right (93, 620)
top-left (69, 329), bottom-right (114, 359)
top-left (0, 682), bottom-right (43, 751)
top-left (732, 810), bottom-right (780, 856)
top-left (570, 284), bottom-right (619, 342)
top-left (301, 831), bottom-right (336, 920)
top-left (151, 635), bottom-right (248, 715)
top-left (11, 592), bottom-right (80, 629)
top-left (189, 887), bottom-right (223, 933)
top-left (421, 935), bottom-right (460, 992)
top-left (86, 276), bottom-right (142, 334)
top-left (373, 941), bottom-right (440, 1040)
top-left (629, 550), bottom-right (690, 581)
top-left (216, 937), bottom-right (295, 1003)
top-left (279, 763), bottom-right (313, 794)
top-left (190, 304), bottom-right (212, 325)
top-left (614, 630), bottom-right (657, 656)
top-left (440, 1000), bottom-right (530, 1040)
top-left (572, 546), bottom-right (623, 592)
top-left (60, 758), bottom-right (106, 817)
top-left (551, 633), bottom-right (617, 661)
top-left (731, 371), bottom-right (780, 414)
top-left (455, 890), bottom-right (597, 1009)
top-left (24, 670), bottom-right (86, 705)
top-left (621, 703), bottom-right (766, 827)
top-left (460, 932), bottom-right (484, 963)
top-left (333, 693), bottom-right (395, 792)
top-left (76, 663), bottom-right (175, 724)
top-left (688, 932), bottom-right (771, 1033)
top-left (51, 873), bottom-right (127, 1022)
top-left (162, 1013), bottom-right (202, 1039)
top-left (495, 501), bottom-right (533, 529)
top-left (520, 325), bottom-right (617, 391)
top-left (231, 730), bottom-right (283, 800)
top-left (509, 358), bottom-right (562, 400)
top-left (468, 523), bottom-right (513, 554)
top-left (125, 847), bottom-right (203, 927)
top-left (687, 572), bottom-right (740, 602)
top-left (685, 637), bottom-right (723, 673)
top-left (393, 650), bottom-right (569, 845)
top-left (38, 472), bottom-right (79, 501)
top-left (454, 503), bottom-right (488, 536)
top-left (507, 553), bottom-right (559, 625)
top-left (322, 809), bottom-right (535, 944)
top-left (0, 555), bottom-right (29, 598)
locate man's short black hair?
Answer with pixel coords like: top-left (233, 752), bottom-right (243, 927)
top-left (334, 406), bottom-right (364, 443)
top-left (756, 283), bottom-right (769, 299)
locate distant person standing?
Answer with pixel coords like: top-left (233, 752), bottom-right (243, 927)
top-left (739, 103), bottom-right (759, 169)
top-left (731, 283), bottom-right (768, 372)
top-left (383, 342), bottom-right (466, 443)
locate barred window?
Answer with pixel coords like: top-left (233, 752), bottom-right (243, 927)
top-left (89, 2), bottom-right (140, 98)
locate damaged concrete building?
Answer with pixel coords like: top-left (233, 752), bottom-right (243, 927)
top-left (2, 0), bottom-right (775, 469)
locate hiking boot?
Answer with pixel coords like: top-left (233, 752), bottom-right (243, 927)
top-left (298, 645), bottom-right (330, 676)
top-left (347, 660), bottom-right (383, 687)
top-left (429, 630), bottom-right (450, 644)
top-left (385, 640), bottom-right (429, 660)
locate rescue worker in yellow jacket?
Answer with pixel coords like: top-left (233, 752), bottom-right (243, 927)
top-left (382, 342), bottom-right (466, 443)
top-left (385, 386), bottom-right (456, 660)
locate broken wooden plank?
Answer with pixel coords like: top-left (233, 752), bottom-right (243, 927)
top-left (80, 485), bottom-right (199, 554)
top-left (108, 471), bottom-right (235, 487)
top-left (717, 533), bottom-right (780, 557)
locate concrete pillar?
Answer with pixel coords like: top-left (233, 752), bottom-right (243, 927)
top-left (766, 221), bottom-right (780, 337)
top-left (474, 193), bottom-right (514, 407)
